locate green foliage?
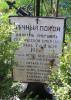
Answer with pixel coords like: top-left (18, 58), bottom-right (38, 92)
top-left (0, 1), bottom-right (8, 12)
top-left (0, 19), bottom-right (19, 99)
top-left (16, 0), bottom-right (32, 7)
top-left (49, 34), bottom-right (71, 100)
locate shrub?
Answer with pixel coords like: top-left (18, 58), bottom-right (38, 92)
top-left (0, 19), bottom-right (18, 99)
top-left (49, 34), bottom-right (71, 100)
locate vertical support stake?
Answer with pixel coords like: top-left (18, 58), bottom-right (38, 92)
top-left (36, 0), bottom-right (41, 16)
top-left (56, 0), bottom-right (59, 17)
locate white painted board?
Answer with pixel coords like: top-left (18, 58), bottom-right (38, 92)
top-left (10, 17), bottom-right (65, 82)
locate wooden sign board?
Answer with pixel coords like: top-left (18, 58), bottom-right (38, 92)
top-left (10, 17), bottom-right (65, 83)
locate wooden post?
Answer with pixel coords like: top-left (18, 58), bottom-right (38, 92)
top-left (36, 0), bottom-right (41, 16)
top-left (56, 0), bottom-right (59, 17)
top-left (34, 0), bottom-right (36, 16)
top-left (51, 0), bottom-right (53, 14)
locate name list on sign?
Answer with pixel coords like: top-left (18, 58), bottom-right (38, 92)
top-left (10, 17), bottom-right (64, 82)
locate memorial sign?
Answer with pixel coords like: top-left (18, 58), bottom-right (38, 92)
top-left (10, 17), bottom-right (65, 82)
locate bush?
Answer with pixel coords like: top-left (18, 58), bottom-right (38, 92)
top-left (0, 19), bottom-right (18, 99)
top-left (49, 34), bottom-right (71, 100)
